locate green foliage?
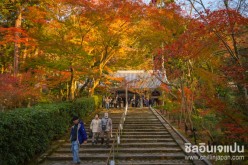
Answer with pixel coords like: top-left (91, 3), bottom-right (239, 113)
top-left (156, 98), bottom-right (180, 112)
top-left (191, 110), bottom-right (223, 142)
top-left (0, 96), bottom-right (100, 165)
top-left (72, 97), bottom-right (94, 117)
top-left (92, 95), bottom-right (102, 109)
top-left (164, 99), bottom-right (180, 112)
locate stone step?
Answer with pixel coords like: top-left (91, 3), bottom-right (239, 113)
top-left (124, 126), bottom-right (165, 129)
top-left (61, 143), bottom-right (112, 148)
top-left (85, 130), bottom-right (117, 133)
top-left (124, 125), bottom-right (163, 127)
top-left (124, 123), bottom-right (162, 126)
top-left (126, 114), bottom-right (155, 116)
top-left (124, 122), bottom-right (161, 125)
top-left (120, 138), bottom-right (174, 142)
top-left (125, 118), bottom-right (158, 120)
top-left (121, 137), bottom-right (173, 140)
top-left (126, 116), bottom-right (156, 118)
top-left (84, 127), bottom-right (119, 130)
top-left (121, 135), bottom-right (172, 138)
top-left (55, 147), bottom-right (182, 154)
top-left (122, 131), bottom-right (169, 135)
top-left (117, 142), bottom-right (178, 148)
top-left (125, 119), bottom-right (159, 122)
top-left (61, 142), bottom-right (177, 149)
top-left (47, 152), bottom-right (187, 161)
top-left (114, 153), bottom-right (186, 160)
top-left (56, 148), bottom-right (109, 153)
top-left (110, 117), bottom-right (126, 120)
top-left (115, 160), bottom-right (193, 165)
top-left (85, 128), bottom-right (118, 131)
top-left (47, 153), bottom-right (108, 161)
top-left (117, 148), bottom-right (182, 153)
top-left (124, 121), bottom-right (160, 124)
top-left (126, 114), bottom-right (157, 116)
top-left (123, 129), bottom-right (166, 132)
top-left (41, 160), bottom-right (106, 165)
top-left (84, 138), bottom-right (174, 143)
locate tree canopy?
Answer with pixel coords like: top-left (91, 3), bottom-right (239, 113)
top-left (0, 0), bottom-right (247, 147)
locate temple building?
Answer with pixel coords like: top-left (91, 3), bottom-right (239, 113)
top-left (110, 70), bottom-right (168, 106)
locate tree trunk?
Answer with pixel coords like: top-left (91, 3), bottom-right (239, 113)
top-left (78, 78), bottom-right (91, 94)
top-left (69, 67), bottom-right (76, 100)
top-left (89, 64), bottom-right (103, 96)
top-left (14, 9), bottom-right (22, 76)
top-left (179, 81), bottom-right (186, 127)
top-left (66, 82), bottom-right (69, 100)
top-left (89, 78), bottom-right (100, 96)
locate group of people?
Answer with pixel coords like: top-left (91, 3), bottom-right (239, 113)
top-left (103, 96), bottom-right (125, 109)
top-left (130, 97), bottom-right (152, 107)
top-left (104, 95), bottom-right (154, 109)
top-left (89, 113), bottom-right (112, 147)
top-left (69, 112), bottom-right (112, 164)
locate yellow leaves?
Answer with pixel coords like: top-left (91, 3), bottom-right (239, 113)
top-left (195, 67), bottom-right (219, 82)
top-left (104, 74), bottom-right (124, 82)
top-left (109, 19), bottom-right (128, 32)
top-left (48, 20), bottom-right (62, 29)
top-left (104, 66), bottom-right (113, 74)
top-left (194, 67), bottom-right (221, 92)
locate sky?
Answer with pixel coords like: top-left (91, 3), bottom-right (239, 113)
top-left (142, 0), bottom-right (219, 16)
top-left (142, 0), bottom-right (215, 5)
top-left (142, 0), bottom-right (248, 17)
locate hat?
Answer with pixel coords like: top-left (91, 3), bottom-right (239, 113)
top-left (72, 116), bottom-right (79, 121)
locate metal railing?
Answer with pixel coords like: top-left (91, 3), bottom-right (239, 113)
top-left (106, 105), bottom-right (128, 165)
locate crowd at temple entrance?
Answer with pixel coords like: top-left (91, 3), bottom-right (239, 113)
top-left (102, 90), bottom-right (161, 109)
top-left (100, 70), bottom-right (166, 109)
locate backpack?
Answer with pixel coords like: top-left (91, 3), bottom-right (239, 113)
top-left (102, 118), bottom-right (108, 131)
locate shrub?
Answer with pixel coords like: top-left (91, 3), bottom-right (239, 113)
top-left (92, 95), bottom-right (102, 109)
top-left (0, 96), bottom-right (100, 165)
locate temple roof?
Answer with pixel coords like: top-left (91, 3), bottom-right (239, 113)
top-left (112, 70), bottom-right (167, 89)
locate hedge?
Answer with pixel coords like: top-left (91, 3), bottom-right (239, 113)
top-left (0, 96), bottom-right (101, 165)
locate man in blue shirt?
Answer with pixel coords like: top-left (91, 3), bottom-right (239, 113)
top-left (70, 116), bottom-right (87, 164)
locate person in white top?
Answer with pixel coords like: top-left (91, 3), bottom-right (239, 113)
top-left (90, 114), bottom-right (101, 145)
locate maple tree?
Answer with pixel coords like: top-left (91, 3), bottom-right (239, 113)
top-left (0, 72), bottom-right (40, 109)
top-left (185, 0), bottom-right (248, 143)
top-left (148, 0), bottom-right (248, 147)
top-left (21, 0), bottom-right (147, 100)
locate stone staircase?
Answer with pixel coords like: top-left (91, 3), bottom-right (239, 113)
top-left (40, 108), bottom-right (209, 165)
top-left (113, 108), bottom-right (193, 165)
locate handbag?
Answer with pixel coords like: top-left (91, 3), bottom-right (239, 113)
top-left (89, 130), bottom-right (93, 138)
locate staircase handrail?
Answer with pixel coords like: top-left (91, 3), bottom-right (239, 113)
top-left (106, 105), bottom-right (128, 165)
